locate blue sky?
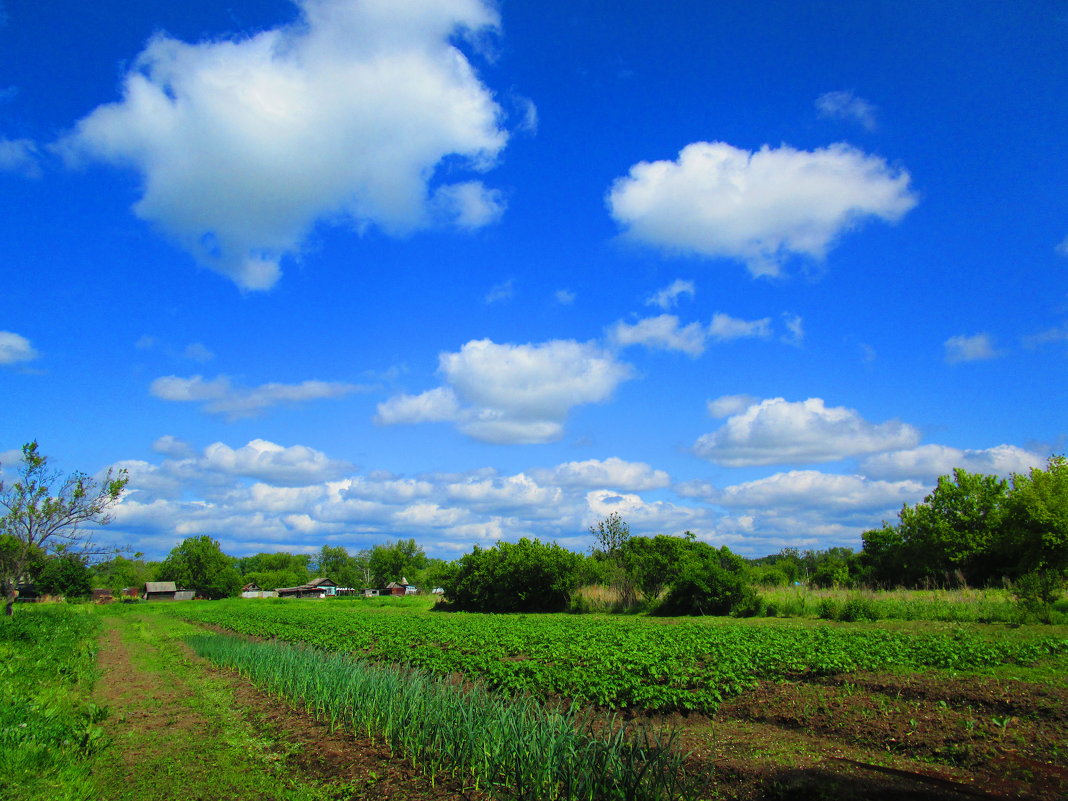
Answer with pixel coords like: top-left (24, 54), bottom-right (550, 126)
top-left (2, 0), bottom-right (1066, 561)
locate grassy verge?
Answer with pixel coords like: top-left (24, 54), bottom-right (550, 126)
top-left (188, 632), bottom-right (699, 801)
top-left (0, 605), bottom-right (105, 801)
top-left (90, 608), bottom-right (362, 800)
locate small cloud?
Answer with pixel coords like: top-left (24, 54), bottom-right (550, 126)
top-left (708, 312), bottom-right (772, 342)
top-left (484, 279), bottom-right (515, 304)
top-left (135, 335), bottom-right (158, 351)
top-left (554, 289), bottom-right (576, 305)
top-left (150, 374), bottom-right (364, 420)
top-left (432, 181), bottom-right (506, 230)
top-left (1023, 324), bottom-right (1068, 350)
top-left (183, 342), bottom-right (215, 363)
top-left (0, 138), bottom-right (40, 178)
top-left (1056, 236), bottom-right (1068, 257)
top-left (781, 313), bottom-right (805, 345)
top-left (707, 394), bottom-right (760, 418)
top-left (944, 332), bottom-right (1001, 364)
top-left (609, 314), bottom-right (706, 356)
top-left (645, 279), bottom-right (695, 310)
top-left (859, 343), bottom-right (877, 363)
top-left (815, 90), bottom-right (878, 131)
top-left (0, 331), bottom-right (39, 365)
top-left (152, 435), bottom-right (195, 459)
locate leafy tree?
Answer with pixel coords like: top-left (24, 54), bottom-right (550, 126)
top-left (444, 538), bottom-right (583, 612)
top-left (35, 552), bottom-right (92, 600)
top-left (1004, 455), bottom-right (1068, 576)
top-left (93, 553), bottom-right (155, 594)
top-left (157, 535), bottom-right (241, 599)
top-left (0, 442), bottom-right (128, 615)
top-left (656, 545), bottom-right (755, 616)
top-left (368, 539), bottom-right (427, 586)
top-left (619, 535), bottom-right (686, 600)
top-left (589, 512), bottom-right (631, 557)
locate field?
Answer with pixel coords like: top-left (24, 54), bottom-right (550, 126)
top-left (5, 596), bottom-right (1067, 800)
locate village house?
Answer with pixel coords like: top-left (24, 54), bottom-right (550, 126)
top-left (275, 577), bottom-right (339, 599)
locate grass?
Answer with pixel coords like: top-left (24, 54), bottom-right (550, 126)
top-left (188, 632), bottom-right (700, 801)
top-left (0, 604), bottom-right (105, 801)
top-left (89, 608), bottom-right (364, 801)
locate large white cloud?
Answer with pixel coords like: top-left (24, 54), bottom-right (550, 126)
top-left (0, 331), bottom-right (39, 365)
top-left (377, 338), bottom-right (634, 444)
top-left (150, 374), bottom-right (363, 419)
top-left (694, 397), bottom-right (920, 466)
top-left (607, 141), bottom-right (917, 276)
top-left (861, 444), bottom-right (1048, 481)
top-left (531, 457), bottom-right (670, 491)
top-left (58, 0), bottom-right (510, 290)
top-left (711, 470), bottom-right (924, 512)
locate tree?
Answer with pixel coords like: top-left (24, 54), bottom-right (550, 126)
top-left (589, 512), bottom-right (631, 557)
top-left (443, 538), bottom-right (583, 612)
top-left (94, 553), bottom-right (156, 595)
top-left (656, 545), bottom-right (756, 617)
top-left (0, 442), bottom-right (128, 615)
top-left (368, 539), bottom-right (428, 586)
top-left (619, 535), bottom-right (686, 600)
top-left (36, 552), bottom-right (93, 600)
top-left (157, 535), bottom-right (241, 599)
top-left (1003, 455), bottom-right (1068, 605)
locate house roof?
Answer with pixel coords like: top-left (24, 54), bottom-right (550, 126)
top-left (307, 577), bottom-right (337, 587)
top-left (145, 581), bottom-right (177, 593)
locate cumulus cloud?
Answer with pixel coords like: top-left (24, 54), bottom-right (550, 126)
top-left (58, 0), bottom-right (510, 290)
top-left (645, 279), bottom-right (695, 310)
top-left (150, 374), bottom-right (363, 419)
top-left (608, 314), bottom-right (706, 356)
top-left (607, 141), bottom-right (917, 276)
top-left (378, 338), bottom-right (634, 444)
top-left (781, 313), bottom-right (805, 345)
top-left (694, 397), bottom-right (920, 466)
top-left (815, 90), bottom-right (877, 131)
top-left (531, 457), bottom-right (670, 490)
top-left (707, 394), bottom-right (760, 418)
top-left (708, 312), bottom-right (772, 342)
top-left (0, 137), bottom-right (40, 177)
top-left (713, 470), bottom-right (924, 512)
top-left (944, 333), bottom-right (1001, 363)
top-left (199, 439), bottom-right (351, 484)
top-left (0, 331), bottom-right (39, 365)
top-left (861, 444), bottom-right (1048, 481)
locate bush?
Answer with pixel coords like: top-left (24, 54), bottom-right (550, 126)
top-left (443, 538), bottom-right (583, 613)
top-left (656, 557), bottom-right (756, 617)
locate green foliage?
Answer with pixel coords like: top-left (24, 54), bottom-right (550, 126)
top-left (619, 535), bottom-right (687, 601)
top-left (36, 552), bottom-right (93, 600)
top-left (189, 632), bottom-right (698, 801)
top-left (0, 441), bottom-right (127, 615)
top-left (444, 538), bottom-right (583, 612)
top-left (175, 599), bottom-right (1068, 715)
top-left (92, 554), bottom-right (155, 594)
top-left (368, 538), bottom-right (427, 586)
top-left (656, 547), bottom-right (756, 616)
top-left (0, 606), bottom-right (105, 798)
top-left (157, 535), bottom-right (241, 599)
top-left (312, 544), bottom-right (365, 588)
top-left (589, 512), bottom-right (632, 557)
top-left (1005, 455), bottom-right (1068, 578)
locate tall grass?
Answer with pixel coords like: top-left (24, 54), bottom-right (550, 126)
top-left (188, 632), bottom-right (698, 801)
top-left (0, 606), bottom-right (106, 801)
top-left (758, 585), bottom-right (1068, 624)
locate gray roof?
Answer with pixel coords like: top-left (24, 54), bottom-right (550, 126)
top-left (145, 581), bottom-right (177, 593)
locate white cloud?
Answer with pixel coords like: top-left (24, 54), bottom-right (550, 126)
top-left (645, 279), bottom-right (695, 310)
top-left (182, 342), bottom-right (215, 362)
top-left (0, 331), bottom-right (38, 365)
top-left (707, 394), bottom-right (760, 418)
top-left (715, 470), bottom-right (924, 512)
top-left (607, 141), bottom-right (917, 277)
top-left (608, 314), bottom-right (707, 356)
top-left (379, 338), bottom-right (634, 444)
top-left (944, 333), bottom-right (1001, 363)
top-left (861, 444), bottom-right (1048, 481)
top-left (708, 312), bottom-right (772, 342)
top-left (1024, 324), bottom-right (1068, 349)
top-left (554, 289), bottom-right (576, 305)
top-left (151, 435), bottom-right (195, 459)
top-left (1055, 236), bottom-right (1068, 257)
top-left (815, 90), bottom-right (877, 131)
top-left (782, 313), bottom-right (805, 345)
top-left (58, 0), bottom-right (510, 290)
top-left (484, 278), bottom-right (514, 304)
top-left (694, 397), bottom-right (920, 466)
top-left (0, 137), bottom-right (40, 177)
top-left (199, 439), bottom-right (351, 485)
top-left (150, 374), bottom-right (363, 419)
top-left (375, 386), bottom-right (462, 425)
top-left (531, 457), bottom-right (670, 490)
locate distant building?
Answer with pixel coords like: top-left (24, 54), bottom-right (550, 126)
top-left (144, 581), bottom-right (178, 601)
top-left (275, 577), bottom-right (339, 599)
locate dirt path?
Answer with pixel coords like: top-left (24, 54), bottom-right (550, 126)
top-left (92, 614), bottom-right (487, 801)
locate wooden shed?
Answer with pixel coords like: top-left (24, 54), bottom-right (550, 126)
top-left (144, 581), bottom-right (178, 601)
top-left (275, 577), bottom-right (339, 599)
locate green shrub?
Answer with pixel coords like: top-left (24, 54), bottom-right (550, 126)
top-left (443, 538), bottom-right (583, 613)
top-left (656, 559), bottom-right (756, 617)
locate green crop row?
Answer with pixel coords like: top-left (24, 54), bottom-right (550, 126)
top-left (174, 600), bottom-right (1068, 713)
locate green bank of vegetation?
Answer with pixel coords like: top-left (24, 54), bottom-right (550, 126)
top-left (0, 606), bottom-right (105, 801)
